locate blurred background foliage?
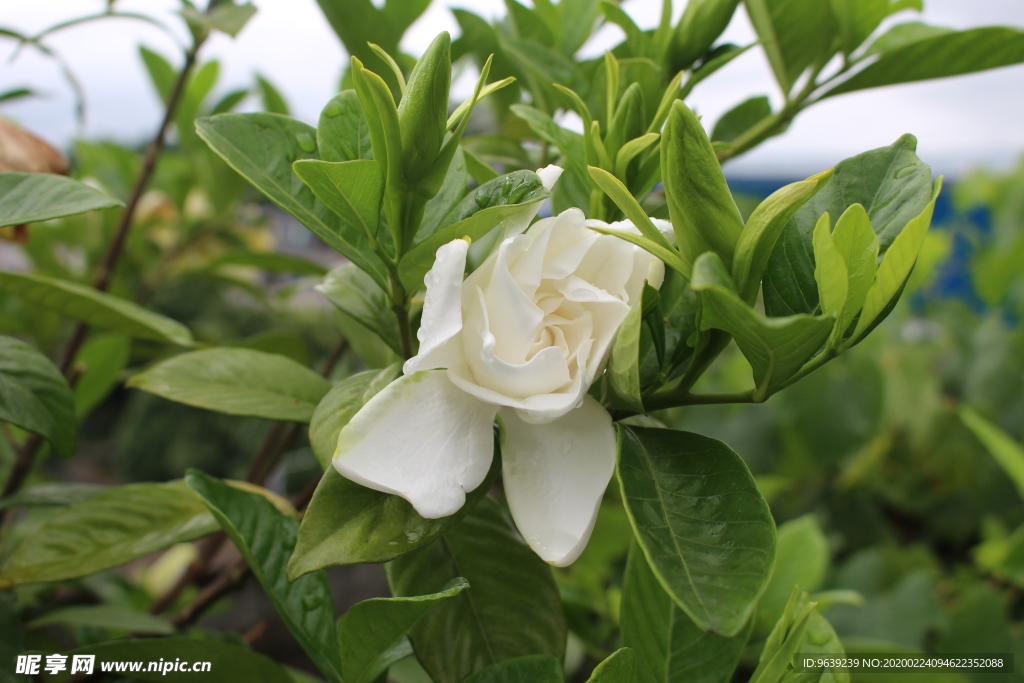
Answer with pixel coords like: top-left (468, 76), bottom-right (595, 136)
top-left (2, 0), bottom-right (1024, 681)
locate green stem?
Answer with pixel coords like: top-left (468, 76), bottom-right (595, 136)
top-left (389, 272), bottom-right (415, 360)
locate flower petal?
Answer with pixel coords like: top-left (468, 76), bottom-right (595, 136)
top-left (404, 239), bottom-right (469, 375)
top-left (498, 396), bottom-right (616, 566)
top-left (333, 370), bottom-right (497, 519)
top-left (537, 164), bottom-right (564, 190)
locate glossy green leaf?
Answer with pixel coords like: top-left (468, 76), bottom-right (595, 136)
top-left (386, 498), bottom-right (567, 682)
top-left (693, 253), bottom-right (833, 398)
top-left (762, 135), bottom-right (932, 317)
top-left (316, 264), bottom-right (401, 355)
top-left (588, 167), bottom-right (674, 253)
top-left (587, 648), bottom-right (637, 683)
top-left (28, 605), bottom-right (173, 635)
top-left (293, 159), bottom-right (384, 241)
top-left (0, 172), bottom-right (121, 228)
top-left (337, 578), bottom-right (469, 683)
top-left (139, 46), bottom-right (175, 101)
top-left (827, 26), bottom-right (1024, 97)
top-left (290, 454), bottom-right (498, 577)
top-left (732, 170), bottom-right (833, 303)
top-left (182, 1), bottom-right (257, 37)
top-left (463, 148), bottom-right (500, 184)
top-left (419, 148), bottom-right (468, 238)
top-left (73, 334), bottom-right (130, 418)
top-left (399, 170), bottom-right (549, 291)
top-left (0, 481), bottom-right (216, 587)
top-left (398, 32), bottom-right (451, 182)
top-left (829, 203), bottom-right (879, 342)
top-left (670, 0), bottom-right (742, 71)
top-left (0, 271), bottom-right (193, 346)
top-left (662, 101), bottom-right (744, 273)
top-left (860, 20), bottom-right (950, 58)
top-left (960, 406), bottom-right (1024, 501)
top-left (196, 113), bottom-right (388, 289)
top-left (616, 425), bottom-right (776, 636)
top-left (0, 335), bottom-right (75, 458)
top-left (60, 637), bottom-right (292, 683)
top-left (712, 96), bottom-right (771, 144)
top-left (186, 471), bottom-right (341, 682)
top-left (849, 178), bottom-right (941, 344)
top-left (461, 655), bottom-right (563, 683)
top-left (755, 515), bottom-right (829, 635)
top-left (812, 213), bottom-right (848, 319)
top-left (317, 90), bottom-right (372, 162)
top-left (622, 545), bottom-right (750, 683)
top-left (743, 0), bottom-right (837, 93)
top-left (128, 349), bottom-right (331, 423)
top-left (308, 364), bottom-right (401, 470)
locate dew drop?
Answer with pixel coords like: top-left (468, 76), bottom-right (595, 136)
top-left (323, 102), bottom-right (343, 118)
top-left (296, 132), bottom-right (316, 153)
top-left (301, 595), bottom-right (321, 610)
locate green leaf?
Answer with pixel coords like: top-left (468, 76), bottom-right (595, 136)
top-left (848, 178), bottom-right (941, 344)
top-left (318, 91), bottom-right (372, 163)
top-left (743, 0), bottom-right (837, 93)
top-left (127, 349), bottom-right (331, 423)
top-left (0, 591), bottom-right (23, 683)
top-left (829, 204), bottom-right (879, 341)
top-left (398, 32), bottom-right (451, 182)
top-left (257, 74), bottom-right (290, 115)
top-left (829, 0), bottom-right (889, 54)
top-left (662, 101), bottom-right (744, 273)
top-left (419, 148), bottom-right (468, 239)
top-left (138, 46), bottom-right (175, 102)
top-left (586, 648), bottom-right (637, 683)
top-left (860, 21), bottom-right (950, 58)
top-left (211, 88), bottom-right (249, 115)
top-left (712, 96), bottom-right (771, 144)
top-left (73, 334), bottom-right (130, 418)
top-left (0, 481), bottom-right (216, 587)
top-left (762, 135), bottom-right (932, 317)
top-left (621, 545), bottom-right (750, 683)
top-left (811, 213), bottom-right (848, 319)
top-left (0, 335), bottom-right (75, 458)
top-left (337, 579), bottom-right (469, 683)
top-left (59, 637), bottom-right (292, 683)
top-left (386, 498), bottom-right (567, 682)
top-left (461, 656), bottom-right (563, 683)
top-left (182, 1), bottom-right (257, 37)
top-left (308, 364), bottom-right (401, 470)
top-left (826, 26), bottom-right (1024, 97)
top-left (731, 170), bottom-right (833, 303)
top-left (588, 167), bottom-right (674, 253)
top-left (754, 515), bottom-right (829, 636)
top-left (316, 264), bottom-right (401, 355)
top-left (206, 250), bottom-right (329, 276)
top-left (0, 482), bottom-right (107, 510)
top-left (960, 406), bottom-right (1024, 501)
top-left (293, 159), bottom-right (384, 241)
top-left (0, 173), bottom-right (121, 228)
top-left (0, 271), bottom-right (193, 346)
top-left (28, 605), bottom-right (174, 635)
top-left (195, 113), bottom-right (388, 289)
top-left (607, 289), bottom-right (646, 413)
top-left (186, 471), bottom-right (341, 682)
top-left (693, 253), bottom-right (834, 398)
top-left (616, 425), bottom-right (776, 636)
top-left (670, 0), bottom-right (742, 71)
top-left (752, 589), bottom-right (848, 683)
top-left (399, 170), bottom-right (549, 292)
top-left (290, 454), bottom-right (499, 576)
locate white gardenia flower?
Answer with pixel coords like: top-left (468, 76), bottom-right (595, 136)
top-left (333, 166), bottom-right (667, 566)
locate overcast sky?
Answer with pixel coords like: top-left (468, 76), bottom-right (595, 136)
top-left (2, 0), bottom-right (1023, 177)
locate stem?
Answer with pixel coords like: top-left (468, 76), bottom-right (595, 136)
top-left (389, 272), bottom-right (415, 360)
top-left (0, 38), bottom-right (205, 505)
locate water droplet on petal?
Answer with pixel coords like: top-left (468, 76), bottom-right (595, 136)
top-left (296, 132), bottom-right (316, 153)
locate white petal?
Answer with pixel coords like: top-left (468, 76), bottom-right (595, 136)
top-left (404, 239), bottom-right (468, 375)
top-left (537, 164), bottom-right (564, 190)
top-left (498, 396), bottom-right (616, 567)
top-left (333, 370), bottom-right (497, 519)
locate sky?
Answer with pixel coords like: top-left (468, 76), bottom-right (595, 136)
top-left (2, 0), bottom-right (1023, 177)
